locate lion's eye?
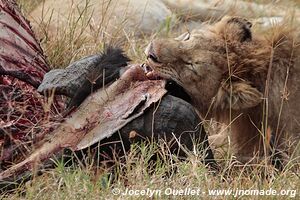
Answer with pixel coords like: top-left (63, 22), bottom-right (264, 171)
top-left (175, 32), bottom-right (190, 41)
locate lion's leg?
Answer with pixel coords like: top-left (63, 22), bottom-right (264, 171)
top-left (229, 115), bottom-right (288, 170)
top-left (208, 123), bottom-right (230, 149)
top-left (227, 114), bottom-right (264, 163)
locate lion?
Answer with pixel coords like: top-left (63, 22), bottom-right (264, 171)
top-left (145, 16), bottom-right (300, 169)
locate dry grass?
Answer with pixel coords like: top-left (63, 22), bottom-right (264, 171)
top-left (3, 0), bottom-right (299, 199)
top-left (18, 0), bottom-right (154, 68)
top-left (2, 142), bottom-right (300, 200)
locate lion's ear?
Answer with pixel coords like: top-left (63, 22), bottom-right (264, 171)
top-left (214, 16), bottom-right (252, 42)
top-left (214, 82), bottom-right (262, 110)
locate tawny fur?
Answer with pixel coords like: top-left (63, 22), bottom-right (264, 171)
top-left (146, 16), bottom-right (300, 163)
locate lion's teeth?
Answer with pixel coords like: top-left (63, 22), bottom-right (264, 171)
top-left (141, 63), bottom-right (153, 74)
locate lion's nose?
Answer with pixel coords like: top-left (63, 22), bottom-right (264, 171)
top-left (145, 42), bottom-right (160, 63)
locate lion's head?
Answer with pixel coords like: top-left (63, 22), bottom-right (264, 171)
top-left (145, 16), bottom-right (265, 115)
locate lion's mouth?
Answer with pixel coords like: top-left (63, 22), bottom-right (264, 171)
top-left (141, 63), bottom-right (191, 103)
top-left (144, 43), bottom-right (190, 101)
top-left (141, 63), bottom-right (162, 79)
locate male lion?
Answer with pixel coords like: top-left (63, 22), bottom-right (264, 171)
top-left (145, 16), bottom-right (300, 168)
